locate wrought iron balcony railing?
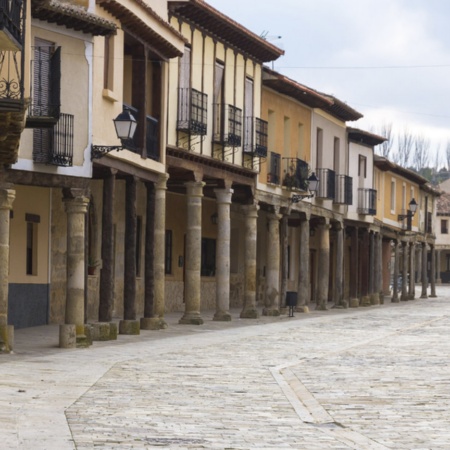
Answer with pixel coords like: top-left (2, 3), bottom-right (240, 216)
top-left (146, 114), bottom-right (159, 161)
top-left (0, 0), bottom-right (24, 50)
top-left (358, 188), bottom-right (377, 215)
top-left (0, 49), bottom-right (23, 105)
top-left (316, 168), bottom-right (336, 200)
top-left (282, 157), bottom-right (309, 191)
top-left (334, 174), bottom-right (353, 205)
top-left (33, 113), bottom-right (73, 166)
top-left (267, 152), bottom-right (281, 184)
top-left (213, 104), bottom-right (242, 147)
top-left (177, 87), bottom-right (207, 136)
top-left (244, 117), bottom-right (268, 157)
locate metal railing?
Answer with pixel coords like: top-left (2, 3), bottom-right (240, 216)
top-left (48, 113), bottom-right (73, 166)
top-left (358, 188), bottom-right (377, 215)
top-left (334, 174), bottom-right (352, 205)
top-left (177, 87), bottom-right (207, 136)
top-left (0, 50), bottom-right (23, 102)
top-left (0, 0), bottom-right (23, 48)
top-left (267, 152), bottom-right (281, 184)
top-left (244, 117), bottom-right (268, 157)
top-left (213, 104), bottom-right (242, 147)
top-left (282, 157), bottom-right (309, 190)
top-left (316, 168), bottom-right (336, 199)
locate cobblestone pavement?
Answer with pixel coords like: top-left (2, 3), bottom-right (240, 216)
top-left (2, 288), bottom-right (450, 449)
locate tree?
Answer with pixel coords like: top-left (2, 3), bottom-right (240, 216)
top-left (393, 127), bottom-right (413, 168)
top-left (412, 134), bottom-right (430, 172)
top-left (375, 122), bottom-right (394, 158)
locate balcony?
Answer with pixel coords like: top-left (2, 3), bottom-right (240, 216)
top-left (334, 174), bottom-right (352, 205)
top-left (316, 168), bottom-right (336, 200)
top-left (177, 87), bottom-right (207, 136)
top-left (0, 0), bottom-right (23, 51)
top-left (213, 104), bottom-right (242, 147)
top-left (282, 157), bottom-right (309, 190)
top-left (267, 152), bottom-right (281, 184)
top-left (244, 117), bottom-right (268, 158)
top-left (33, 113), bottom-right (74, 166)
top-left (120, 104), bottom-right (160, 162)
top-left (358, 188), bottom-right (377, 215)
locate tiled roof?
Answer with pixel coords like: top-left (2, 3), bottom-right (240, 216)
top-left (32, 0), bottom-right (117, 36)
top-left (168, 0), bottom-right (284, 63)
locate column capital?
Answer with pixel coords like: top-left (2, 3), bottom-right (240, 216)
top-left (185, 181), bottom-right (205, 197)
top-left (241, 203), bottom-right (259, 217)
top-left (0, 188), bottom-right (15, 210)
top-left (214, 188), bottom-right (234, 205)
top-left (156, 173), bottom-right (169, 191)
top-left (63, 195), bottom-right (89, 215)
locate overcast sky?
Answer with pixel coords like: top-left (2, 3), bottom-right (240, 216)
top-left (208, 0), bottom-right (450, 165)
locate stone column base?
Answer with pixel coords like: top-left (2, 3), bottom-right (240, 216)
top-left (109, 323), bottom-right (118, 340)
top-left (349, 298), bottom-right (359, 308)
top-left (240, 308), bottom-right (259, 319)
top-left (420, 294), bottom-right (428, 299)
top-left (91, 322), bottom-right (113, 341)
top-left (262, 308), bottom-right (280, 317)
top-left (213, 312), bottom-right (232, 322)
top-left (59, 324), bottom-right (76, 348)
top-left (140, 317), bottom-right (168, 330)
top-left (295, 305), bottom-right (310, 313)
top-left (0, 325), bottom-right (14, 353)
top-left (179, 313), bottom-right (204, 325)
top-left (430, 294), bottom-right (437, 298)
top-left (119, 320), bottom-right (140, 335)
top-left (370, 294), bottom-right (380, 305)
top-left (315, 304), bottom-right (328, 311)
top-left (379, 294), bottom-right (385, 305)
top-left (360, 296), bottom-right (371, 307)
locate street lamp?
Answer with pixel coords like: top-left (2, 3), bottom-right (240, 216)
top-left (91, 107), bottom-right (137, 160)
top-left (291, 172), bottom-right (319, 203)
top-left (398, 198), bottom-right (418, 230)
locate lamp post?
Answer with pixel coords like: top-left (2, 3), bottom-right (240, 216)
top-left (398, 198), bottom-right (418, 231)
top-left (291, 172), bottom-right (319, 203)
top-left (91, 107), bottom-right (137, 160)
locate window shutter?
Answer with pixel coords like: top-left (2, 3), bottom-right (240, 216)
top-left (50, 46), bottom-right (61, 119)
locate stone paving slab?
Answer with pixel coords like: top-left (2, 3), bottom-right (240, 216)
top-left (1, 289), bottom-right (450, 448)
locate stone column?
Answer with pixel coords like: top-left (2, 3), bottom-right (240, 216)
top-left (430, 244), bottom-right (437, 298)
top-left (141, 176), bottom-right (168, 330)
top-left (240, 203), bottom-right (259, 318)
top-left (0, 187), bottom-right (15, 352)
top-left (263, 210), bottom-right (282, 316)
top-left (360, 230), bottom-right (371, 306)
top-left (436, 250), bottom-right (442, 284)
top-left (179, 181), bottom-right (205, 325)
top-left (99, 169), bottom-right (116, 323)
top-left (120, 177), bottom-right (140, 335)
top-left (349, 226), bottom-right (359, 307)
top-left (392, 240), bottom-right (400, 303)
top-left (316, 219), bottom-right (330, 311)
top-left (62, 189), bottom-right (90, 348)
top-left (296, 216), bottom-right (310, 313)
top-left (369, 231), bottom-right (379, 305)
top-left (401, 241), bottom-right (408, 301)
top-left (334, 222), bottom-right (345, 308)
top-left (371, 232), bottom-right (381, 305)
top-left (420, 242), bottom-right (428, 298)
top-left (213, 188), bottom-right (233, 321)
top-left (408, 242), bottom-right (415, 300)
top-left (416, 246), bottom-right (422, 283)
top-left (280, 213), bottom-right (289, 311)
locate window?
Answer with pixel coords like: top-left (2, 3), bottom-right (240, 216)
top-left (402, 184), bottom-right (406, 212)
top-left (358, 155), bottom-right (367, 178)
top-left (316, 128), bottom-right (323, 168)
top-left (104, 35), bottom-right (115, 91)
top-left (165, 230), bottom-right (172, 274)
top-left (25, 214), bottom-right (39, 276)
top-left (201, 238), bottom-right (216, 277)
top-left (268, 152), bottom-right (281, 184)
top-left (390, 180), bottom-right (396, 211)
top-left (283, 116), bottom-right (290, 157)
top-left (333, 137), bottom-right (340, 173)
top-left (441, 219), bottom-right (448, 234)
